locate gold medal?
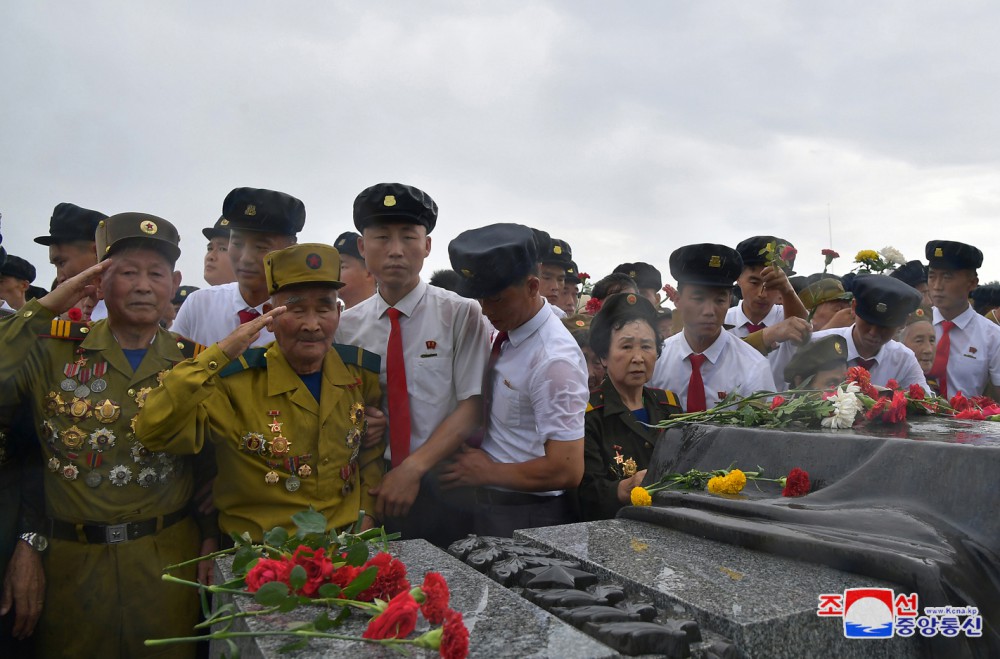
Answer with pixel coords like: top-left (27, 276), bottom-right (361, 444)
top-left (93, 399), bottom-right (121, 424)
top-left (61, 425), bottom-right (87, 450)
top-left (134, 386), bottom-right (152, 409)
top-left (68, 398), bottom-right (93, 420)
top-left (242, 432), bottom-right (266, 454)
top-left (269, 436), bottom-right (291, 456)
top-left (45, 392), bottom-right (66, 416)
top-left (264, 470), bottom-right (280, 484)
top-left (297, 464), bottom-right (312, 478)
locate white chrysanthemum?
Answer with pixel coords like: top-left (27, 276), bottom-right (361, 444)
top-left (880, 246), bottom-right (906, 265)
top-left (821, 384), bottom-right (863, 429)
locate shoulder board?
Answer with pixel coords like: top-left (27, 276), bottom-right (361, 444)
top-left (586, 390), bottom-right (605, 413)
top-left (40, 319), bottom-right (91, 341)
top-left (172, 335), bottom-right (209, 359)
top-left (219, 347), bottom-right (268, 378)
top-left (333, 343), bottom-right (381, 374)
top-left (649, 387), bottom-right (679, 408)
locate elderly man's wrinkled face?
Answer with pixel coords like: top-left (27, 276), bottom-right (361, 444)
top-left (271, 287), bottom-right (340, 373)
top-left (100, 248), bottom-right (179, 328)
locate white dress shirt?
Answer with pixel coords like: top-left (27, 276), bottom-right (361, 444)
top-left (651, 329), bottom-right (776, 410)
top-left (550, 304), bottom-right (567, 318)
top-left (725, 303), bottom-right (790, 389)
top-left (932, 304), bottom-right (1000, 397)
top-left (89, 299), bottom-right (108, 321)
top-left (170, 282), bottom-right (274, 347)
top-left (482, 301), bottom-right (588, 495)
top-left (336, 279), bottom-right (490, 457)
top-left (802, 326), bottom-right (931, 393)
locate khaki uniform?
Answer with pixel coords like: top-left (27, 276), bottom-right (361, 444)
top-left (136, 341), bottom-right (383, 540)
top-left (579, 379), bottom-right (681, 521)
top-left (0, 298), bottom-right (201, 659)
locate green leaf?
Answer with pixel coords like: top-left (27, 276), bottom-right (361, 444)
top-left (344, 542), bottom-right (369, 566)
top-left (342, 566), bottom-right (377, 599)
top-left (231, 546), bottom-right (259, 576)
top-left (317, 583), bottom-right (342, 599)
top-left (313, 611), bottom-right (334, 631)
top-left (278, 639), bottom-right (310, 654)
top-left (263, 526), bottom-right (289, 547)
top-left (292, 507), bottom-right (327, 536)
top-left (288, 564), bottom-right (307, 591)
top-left (332, 606), bottom-right (352, 626)
top-left (223, 638), bottom-right (241, 659)
top-left (254, 580), bottom-right (289, 606)
top-left (277, 597), bottom-right (300, 613)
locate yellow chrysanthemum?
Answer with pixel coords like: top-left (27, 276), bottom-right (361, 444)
top-left (854, 249), bottom-right (879, 263)
top-left (630, 486), bottom-right (653, 506)
top-left (706, 476), bottom-right (726, 494)
top-left (723, 469), bottom-right (747, 494)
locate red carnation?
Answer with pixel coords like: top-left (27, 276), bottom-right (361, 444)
top-left (578, 272), bottom-right (590, 280)
top-left (419, 572), bottom-right (450, 625)
top-left (244, 557), bottom-right (293, 592)
top-left (846, 366), bottom-right (871, 390)
top-left (67, 307), bottom-right (83, 322)
top-left (907, 384), bottom-right (925, 400)
top-left (886, 379), bottom-right (900, 391)
top-left (956, 408), bottom-right (985, 420)
top-left (289, 546), bottom-right (337, 597)
top-left (782, 468), bottom-right (811, 497)
top-left (884, 390), bottom-right (907, 424)
top-left (866, 397), bottom-right (888, 422)
top-left (821, 248), bottom-right (840, 258)
top-left (584, 297), bottom-right (603, 315)
top-left (780, 245), bottom-right (797, 262)
top-left (769, 395), bottom-right (785, 410)
top-left (440, 609), bottom-right (470, 659)
top-left (328, 563), bottom-right (359, 594)
top-left (357, 552), bottom-right (410, 602)
top-left (661, 284), bottom-right (679, 304)
top-left (950, 392), bottom-right (970, 412)
top-left (971, 395), bottom-right (997, 409)
top-left (362, 591), bottom-right (419, 640)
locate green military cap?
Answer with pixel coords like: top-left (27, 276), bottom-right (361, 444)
top-left (799, 277), bottom-right (852, 311)
top-left (784, 335), bottom-right (848, 384)
top-left (264, 243), bottom-right (344, 294)
top-left (96, 213), bottom-right (181, 263)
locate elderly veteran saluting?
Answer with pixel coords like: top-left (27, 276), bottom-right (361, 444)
top-left (137, 243), bottom-right (384, 539)
top-left (0, 213), bottom-right (206, 659)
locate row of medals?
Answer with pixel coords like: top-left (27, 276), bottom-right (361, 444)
top-left (45, 360), bottom-right (177, 489)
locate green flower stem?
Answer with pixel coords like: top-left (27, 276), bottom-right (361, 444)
top-left (194, 606), bottom-right (281, 629)
top-left (161, 574), bottom-right (249, 596)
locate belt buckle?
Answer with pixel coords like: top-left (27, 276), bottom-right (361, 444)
top-left (105, 523), bottom-right (129, 544)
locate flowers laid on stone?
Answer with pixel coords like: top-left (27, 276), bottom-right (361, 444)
top-left (630, 464), bottom-right (812, 505)
top-left (146, 508), bottom-right (469, 658)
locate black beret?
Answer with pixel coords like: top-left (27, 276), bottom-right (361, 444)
top-left (334, 231), bottom-right (363, 261)
top-left (735, 235), bottom-right (797, 273)
top-left (202, 215), bottom-right (231, 241)
top-left (222, 188), bottom-right (306, 236)
top-left (172, 285), bottom-right (199, 305)
top-left (784, 335), bottom-right (848, 384)
top-left (669, 244), bottom-right (743, 288)
top-left (0, 255), bottom-right (36, 283)
top-left (34, 203), bottom-right (108, 246)
top-left (565, 260), bottom-right (582, 284)
top-left (613, 262), bottom-right (662, 290)
top-left (353, 183), bottom-right (436, 233)
top-left (449, 223), bottom-right (537, 299)
top-left (850, 274), bottom-right (921, 327)
top-left (889, 260), bottom-right (927, 288)
top-left (925, 240), bottom-right (983, 270)
top-left (540, 238), bottom-right (573, 266)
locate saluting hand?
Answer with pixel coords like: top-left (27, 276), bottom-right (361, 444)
top-left (38, 259), bottom-right (112, 316)
top-left (218, 306), bottom-right (286, 359)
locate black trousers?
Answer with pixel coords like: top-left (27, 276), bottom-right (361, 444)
top-left (384, 472), bottom-right (475, 548)
top-left (470, 491), bottom-right (575, 538)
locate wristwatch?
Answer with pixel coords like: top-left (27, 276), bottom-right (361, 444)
top-left (19, 532), bottom-right (49, 552)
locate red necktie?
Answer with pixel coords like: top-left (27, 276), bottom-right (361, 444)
top-left (687, 353), bottom-right (707, 413)
top-left (855, 358), bottom-right (877, 372)
top-left (928, 320), bottom-right (956, 398)
top-left (482, 331), bottom-right (509, 430)
top-left (386, 308), bottom-right (411, 468)
top-left (238, 309), bottom-right (260, 324)
top-left (745, 322), bottom-right (766, 334)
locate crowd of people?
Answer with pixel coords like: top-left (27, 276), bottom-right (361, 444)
top-left (0, 183), bottom-right (998, 657)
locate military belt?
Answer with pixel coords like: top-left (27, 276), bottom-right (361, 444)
top-left (48, 507), bottom-right (189, 544)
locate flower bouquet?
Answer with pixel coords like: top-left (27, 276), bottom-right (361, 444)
top-left (630, 465), bottom-right (812, 507)
top-left (851, 247), bottom-right (904, 274)
top-left (146, 508), bottom-right (469, 658)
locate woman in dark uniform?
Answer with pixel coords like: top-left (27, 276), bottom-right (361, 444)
top-left (578, 293), bottom-right (682, 521)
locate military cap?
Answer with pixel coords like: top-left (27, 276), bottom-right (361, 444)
top-left (353, 183), bottom-right (436, 233)
top-left (0, 255), bottom-right (36, 283)
top-left (334, 231), bottom-right (363, 261)
top-left (222, 188), bottom-right (306, 236)
top-left (96, 213), bottom-right (181, 263)
top-left (735, 235), bottom-right (797, 273)
top-left (561, 313), bottom-right (592, 333)
top-left (25, 285), bottom-right (47, 301)
top-left (589, 292), bottom-right (660, 357)
top-left (669, 244), bottom-right (743, 288)
top-left (784, 335), bottom-right (848, 385)
top-left (890, 260), bottom-right (927, 288)
top-left (971, 285), bottom-right (1000, 313)
top-left (806, 272), bottom-right (841, 285)
top-left (565, 260), bottom-right (582, 285)
top-left (34, 202), bottom-right (108, 246)
top-left (613, 262), bottom-right (663, 291)
top-left (531, 228), bottom-right (551, 260)
top-left (202, 215), bottom-right (231, 241)
top-left (799, 278), bottom-right (852, 311)
top-left (540, 237), bottom-right (573, 266)
top-left (264, 243), bottom-right (344, 294)
top-left (789, 275), bottom-right (809, 295)
top-left (850, 274), bottom-right (921, 327)
top-left (925, 240), bottom-right (983, 270)
top-left (449, 223), bottom-right (537, 299)
top-left (172, 285), bottom-right (199, 306)
top-left (903, 305), bottom-right (933, 327)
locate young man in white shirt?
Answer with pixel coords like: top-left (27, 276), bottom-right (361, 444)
top-left (440, 223), bottom-right (588, 537)
top-left (535, 232), bottom-right (572, 319)
top-left (34, 202), bottom-right (109, 321)
top-left (335, 183), bottom-right (489, 546)
top-left (172, 187), bottom-right (304, 347)
top-left (651, 244), bottom-right (776, 410)
top-left (925, 240), bottom-right (1000, 398)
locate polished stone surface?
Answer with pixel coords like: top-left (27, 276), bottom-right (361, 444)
top-left (518, 519), bottom-right (921, 659)
top-left (209, 539), bottom-right (618, 658)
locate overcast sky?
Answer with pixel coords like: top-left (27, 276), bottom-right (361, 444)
top-left (3, 1), bottom-right (999, 293)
